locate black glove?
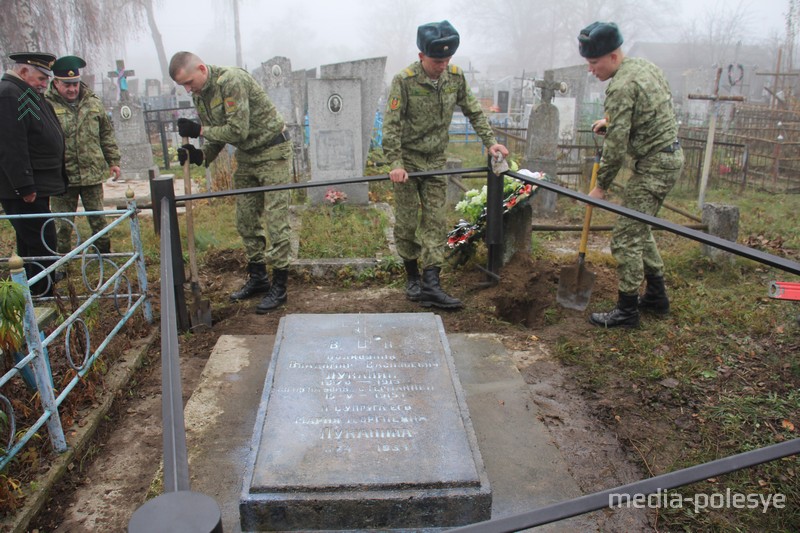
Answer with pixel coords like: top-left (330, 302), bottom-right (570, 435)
top-left (177, 144), bottom-right (204, 166)
top-left (177, 118), bottom-right (202, 138)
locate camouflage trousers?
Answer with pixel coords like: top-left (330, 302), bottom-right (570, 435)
top-left (50, 184), bottom-right (110, 254)
top-left (393, 153), bottom-right (448, 269)
top-left (612, 150), bottom-right (684, 293)
top-left (234, 142), bottom-right (292, 268)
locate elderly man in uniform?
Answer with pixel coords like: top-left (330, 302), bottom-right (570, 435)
top-left (0, 52), bottom-right (67, 296)
top-left (383, 20), bottom-right (508, 309)
top-left (579, 22), bottom-right (684, 328)
top-left (169, 51), bottom-right (292, 314)
top-left (46, 55), bottom-right (121, 255)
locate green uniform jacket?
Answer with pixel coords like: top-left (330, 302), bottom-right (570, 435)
top-left (46, 82), bottom-right (120, 187)
top-left (383, 62), bottom-right (496, 170)
top-left (597, 57), bottom-right (679, 190)
top-left (192, 65), bottom-right (285, 164)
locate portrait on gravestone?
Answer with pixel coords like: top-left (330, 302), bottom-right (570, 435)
top-left (328, 94), bottom-right (342, 114)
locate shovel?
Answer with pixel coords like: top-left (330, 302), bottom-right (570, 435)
top-left (556, 148), bottom-right (600, 311)
top-left (182, 137), bottom-right (212, 329)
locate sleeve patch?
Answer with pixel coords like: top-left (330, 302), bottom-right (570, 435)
top-left (224, 98), bottom-right (238, 112)
top-left (389, 97), bottom-right (400, 110)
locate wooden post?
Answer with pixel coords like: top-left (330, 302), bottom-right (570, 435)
top-left (687, 67), bottom-right (745, 209)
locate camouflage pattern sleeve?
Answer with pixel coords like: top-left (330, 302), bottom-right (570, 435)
top-left (454, 67), bottom-right (496, 149)
top-left (382, 73), bottom-right (407, 170)
top-left (596, 80), bottom-right (633, 190)
top-left (201, 71), bottom-right (252, 147)
top-left (98, 105), bottom-right (120, 167)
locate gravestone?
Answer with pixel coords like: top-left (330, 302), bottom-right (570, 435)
top-left (240, 313), bottom-right (491, 531)
top-left (701, 203), bottom-right (740, 265)
top-left (145, 79), bottom-right (161, 98)
top-left (253, 57), bottom-right (308, 177)
top-left (307, 78), bottom-right (367, 204)
top-left (320, 57), bottom-right (387, 175)
top-left (112, 103), bottom-right (157, 180)
top-left (523, 70), bottom-right (564, 216)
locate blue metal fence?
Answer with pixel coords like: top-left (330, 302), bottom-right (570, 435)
top-left (0, 198), bottom-right (152, 471)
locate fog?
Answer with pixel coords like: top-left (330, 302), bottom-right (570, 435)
top-left (111, 0), bottom-right (790, 83)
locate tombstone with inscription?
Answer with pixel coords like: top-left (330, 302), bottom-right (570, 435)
top-left (241, 313), bottom-right (490, 531)
top-left (112, 102), bottom-right (157, 180)
top-left (307, 79), bottom-right (365, 204)
top-left (306, 57), bottom-right (386, 205)
top-left (320, 57), bottom-right (386, 178)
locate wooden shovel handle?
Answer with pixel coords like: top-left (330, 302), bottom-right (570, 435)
top-left (182, 137), bottom-right (200, 283)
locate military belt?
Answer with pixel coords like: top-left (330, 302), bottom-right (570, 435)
top-left (659, 140), bottom-right (681, 153)
top-left (266, 130), bottom-right (290, 148)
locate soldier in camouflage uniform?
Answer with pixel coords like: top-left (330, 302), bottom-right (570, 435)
top-left (579, 22), bottom-right (685, 328)
top-left (169, 51), bottom-right (292, 314)
top-left (46, 56), bottom-right (120, 255)
top-left (383, 20), bottom-right (508, 309)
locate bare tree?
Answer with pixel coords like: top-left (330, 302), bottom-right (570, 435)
top-left (679, 0), bottom-right (755, 65)
top-left (0, 0), bottom-right (142, 68)
top-left (129, 0), bottom-right (170, 82)
top-left (363, 0), bottom-right (427, 77)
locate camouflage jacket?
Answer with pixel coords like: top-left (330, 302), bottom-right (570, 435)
top-left (193, 65), bottom-right (285, 164)
top-left (46, 82), bottom-right (120, 186)
top-left (597, 57), bottom-right (679, 190)
top-left (383, 61), bottom-right (496, 170)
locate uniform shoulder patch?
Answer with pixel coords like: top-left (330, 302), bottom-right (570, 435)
top-left (449, 64), bottom-right (463, 75)
top-left (401, 67), bottom-right (415, 78)
top-left (224, 97), bottom-right (238, 112)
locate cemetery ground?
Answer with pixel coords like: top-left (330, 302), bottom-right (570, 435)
top-left (2, 146), bottom-right (799, 532)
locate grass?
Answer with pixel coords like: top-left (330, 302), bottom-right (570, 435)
top-left (298, 204), bottom-right (390, 259)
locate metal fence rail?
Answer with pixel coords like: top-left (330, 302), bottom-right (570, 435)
top-left (0, 200), bottom-right (152, 471)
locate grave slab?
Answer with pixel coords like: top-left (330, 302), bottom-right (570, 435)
top-left (240, 313), bottom-right (491, 531)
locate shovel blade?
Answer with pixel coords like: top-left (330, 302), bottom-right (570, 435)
top-left (189, 282), bottom-right (213, 329)
top-left (556, 263), bottom-right (597, 311)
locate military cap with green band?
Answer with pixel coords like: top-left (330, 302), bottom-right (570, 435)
top-left (52, 55), bottom-right (87, 82)
top-left (578, 22), bottom-right (623, 58)
top-left (417, 20), bottom-right (460, 58)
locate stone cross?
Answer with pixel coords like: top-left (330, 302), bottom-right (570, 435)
top-left (107, 59), bottom-right (135, 102)
top-left (534, 70), bottom-right (567, 104)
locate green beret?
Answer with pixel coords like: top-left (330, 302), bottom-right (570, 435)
top-left (578, 22), bottom-right (623, 58)
top-left (9, 52), bottom-right (56, 74)
top-left (52, 55), bottom-right (86, 82)
top-left (417, 20), bottom-right (460, 58)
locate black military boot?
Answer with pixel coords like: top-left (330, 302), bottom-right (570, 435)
top-left (404, 259), bottom-right (421, 301)
top-left (638, 274), bottom-right (670, 315)
top-left (230, 262), bottom-right (270, 301)
top-left (256, 268), bottom-right (288, 314)
top-left (590, 291), bottom-right (640, 328)
top-left (420, 267), bottom-right (463, 309)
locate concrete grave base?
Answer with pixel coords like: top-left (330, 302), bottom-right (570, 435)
top-left (240, 313), bottom-right (491, 531)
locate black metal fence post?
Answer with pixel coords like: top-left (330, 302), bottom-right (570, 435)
top-left (155, 194), bottom-right (190, 331)
top-left (485, 155), bottom-right (504, 278)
